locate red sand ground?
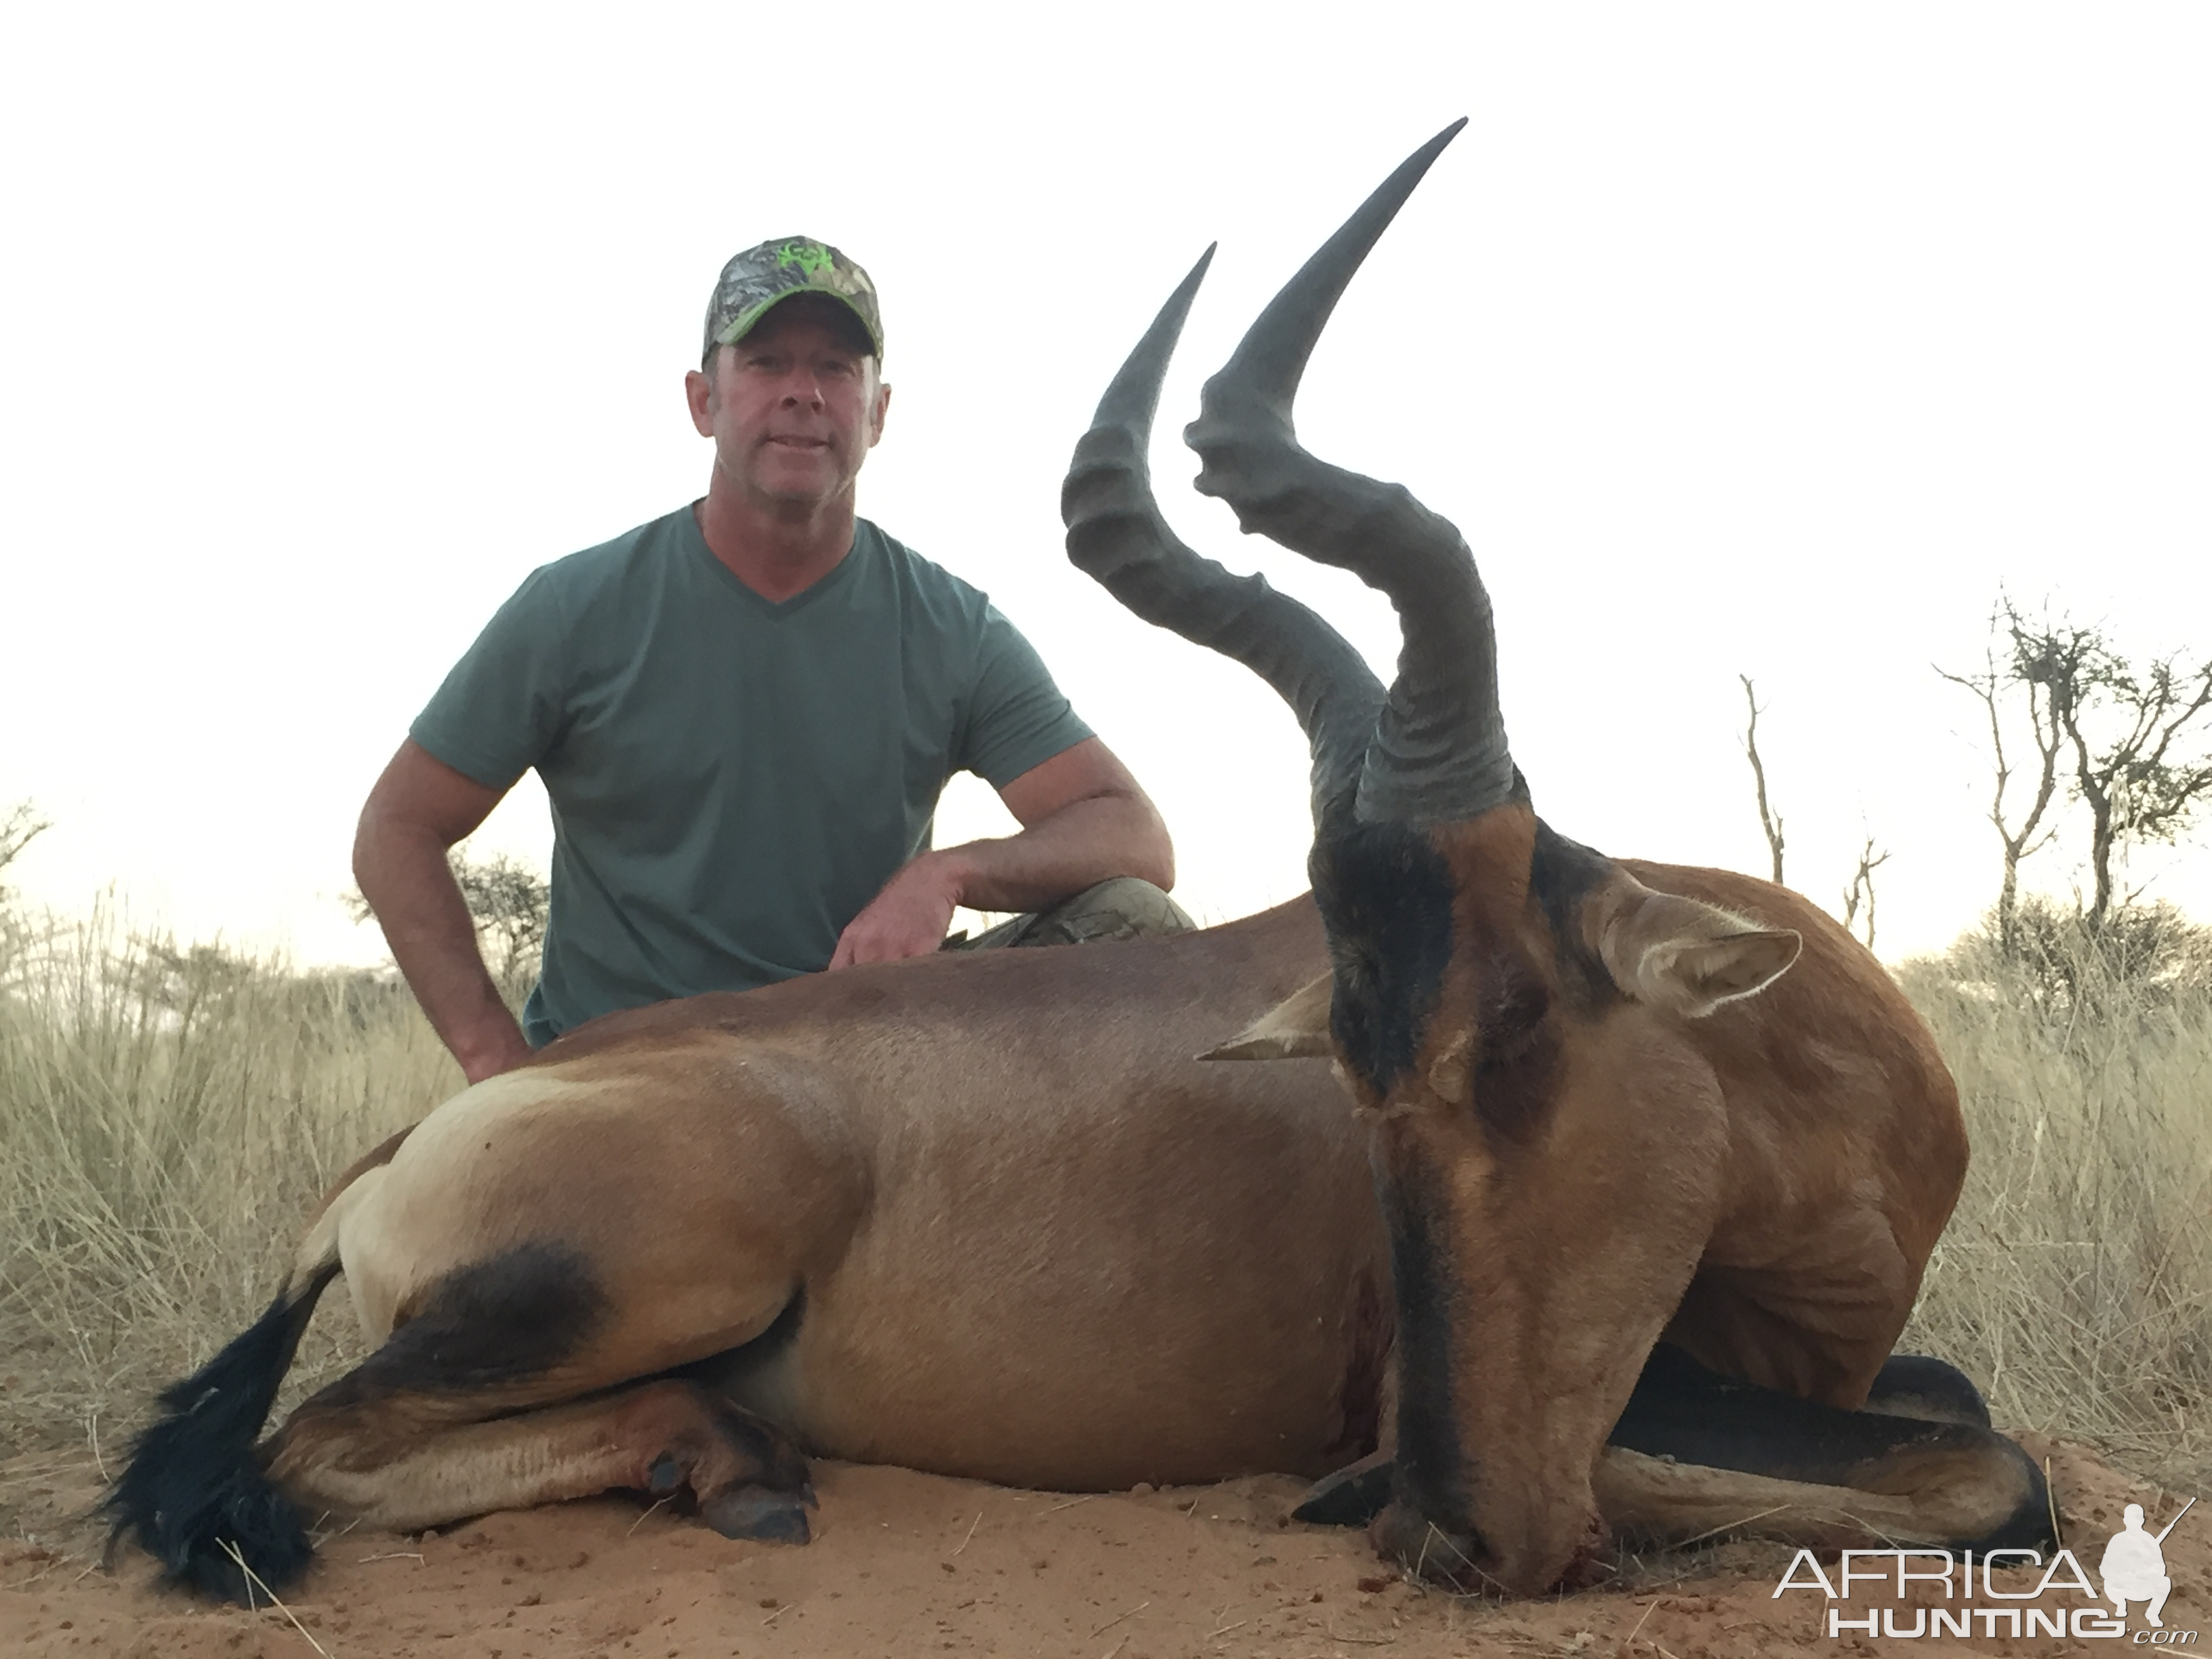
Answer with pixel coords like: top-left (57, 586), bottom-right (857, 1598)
top-left (1, 1435), bottom-right (2200, 1657)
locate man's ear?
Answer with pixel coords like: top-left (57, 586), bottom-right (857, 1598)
top-left (1198, 972), bottom-right (1334, 1061)
top-left (1593, 884), bottom-right (1801, 1019)
top-left (686, 364), bottom-right (715, 438)
top-left (868, 377), bottom-right (893, 447)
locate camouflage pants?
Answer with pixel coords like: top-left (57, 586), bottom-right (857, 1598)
top-left (945, 877), bottom-right (1195, 951)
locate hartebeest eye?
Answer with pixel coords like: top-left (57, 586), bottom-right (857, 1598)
top-left (1452, 955), bottom-right (1560, 1135)
top-left (1474, 963), bottom-right (1551, 1071)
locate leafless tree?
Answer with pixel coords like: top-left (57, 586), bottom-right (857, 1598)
top-left (1839, 836), bottom-right (1891, 951)
top-left (1738, 674), bottom-right (1784, 885)
top-left (1937, 602), bottom-right (2070, 952)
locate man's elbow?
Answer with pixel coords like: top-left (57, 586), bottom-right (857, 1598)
top-left (1122, 798), bottom-right (1176, 893)
top-left (352, 781), bottom-right (424, 889)
top-left (352, 797), bottom-right (392, 896)
top-left (354, 741), bottom-right (500, 897)
top-left (352, 788), bottom-right (447, 913)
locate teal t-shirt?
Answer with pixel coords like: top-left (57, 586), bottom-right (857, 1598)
top-left (411, 508), bottom-right (1092, 1045)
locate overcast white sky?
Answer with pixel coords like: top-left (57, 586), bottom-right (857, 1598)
top-left (4, 2), bottom-right (2209, 968)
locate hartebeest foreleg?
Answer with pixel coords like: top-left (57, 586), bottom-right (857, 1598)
top-left (1300, 1343), bottom-right (2049, 1559)
top-left (1597, 1344), bottom-right (2049, 1552)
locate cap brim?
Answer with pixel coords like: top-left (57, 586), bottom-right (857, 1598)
top-left (714, 289), bottom-right (884, 357)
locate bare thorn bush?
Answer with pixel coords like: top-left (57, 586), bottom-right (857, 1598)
top-left (343, 844), bottom-right (549, 1004)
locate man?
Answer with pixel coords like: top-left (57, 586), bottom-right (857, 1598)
top-left (355, 237), bottom-right (1187, 1085)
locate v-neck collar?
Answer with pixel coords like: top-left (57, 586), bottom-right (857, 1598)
top-left (684, 505), bottom-right (868, 619)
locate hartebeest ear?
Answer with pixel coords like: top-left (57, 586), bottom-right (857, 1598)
top-left (1198, 973), bottom-right (1335, 1061)
top-left (1593, 885), bottom-right (1801, 1019)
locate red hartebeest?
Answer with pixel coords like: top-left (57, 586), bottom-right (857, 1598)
top-left (109, 127), bottom-right (2045, 1605)
top-left (1063, 120), bottom-right (2043, 1593)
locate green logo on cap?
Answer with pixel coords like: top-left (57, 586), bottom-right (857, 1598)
top-left (776, 241), bottom-right (835, 279)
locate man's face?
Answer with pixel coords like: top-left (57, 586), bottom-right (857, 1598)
top-left (686, 295), bottom-right (891, 514)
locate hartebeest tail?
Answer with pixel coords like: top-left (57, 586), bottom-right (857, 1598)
top-left (104, 1248), bottom-right (343, 1599)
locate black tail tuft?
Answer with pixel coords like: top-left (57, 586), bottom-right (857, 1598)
top-left (104, 1266), bottom-right (336, 1602)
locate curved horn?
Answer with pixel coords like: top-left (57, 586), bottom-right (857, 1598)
top-left (1184, 120), bottom-right (1517, 827)
top-left (1063, 246), bottom-right (1385, 823)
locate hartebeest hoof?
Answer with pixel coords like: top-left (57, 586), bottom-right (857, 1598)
top-left (701, 1483), bottom-right (816, 1544)
top-left (1862, 1353), bottom-right (1995, 1429)
top-left (630, 1382), bottom-right (813, 1542)
top-left (1293, 1450), bottom-right (1395, 1527)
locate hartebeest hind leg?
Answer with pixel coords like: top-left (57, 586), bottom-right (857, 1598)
top-left (266, 1375), bottom-right (813, 1541)
top-left (260, 1236), bottom-right (817, 1541)
top-left (110, 1190), bottom-right (828, 1597)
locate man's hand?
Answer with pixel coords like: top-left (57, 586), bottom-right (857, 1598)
top-left (829, 850), bottom-right (968, 969)
top-left (827, 738), bottom-right (1173, 972)
top-left (455, 1024), bottom-right (535, 1086)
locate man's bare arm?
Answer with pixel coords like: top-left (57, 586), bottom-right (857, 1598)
top-left (353, 739), bottom-right (534, 1082)
top-left (829, 737), bottom-right (1174, 970)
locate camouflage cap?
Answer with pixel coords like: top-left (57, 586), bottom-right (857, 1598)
top-left (703, 237), bottom-right (884, 365)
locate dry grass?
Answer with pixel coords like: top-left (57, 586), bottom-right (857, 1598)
top-left (2, 892), bottom-right (2207, 1499)
top-left (1899, 909), bottom-right (2212, 1493)
top-left (0, 901), bottom-right (459, 1458)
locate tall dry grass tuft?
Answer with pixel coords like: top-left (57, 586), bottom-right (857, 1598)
top-left (0, 900), bottom-right (462, 1458)
top-left (1900, 899), bottom-right (2212, 1494)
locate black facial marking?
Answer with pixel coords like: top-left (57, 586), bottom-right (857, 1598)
top-left (1328, 1268), bottom-right (1393, 1459)
top-left (1473, 954), bottom-right (1552, 1065)
top-left (1375, 1149), bottom-right (1475, 1534)
top-left (1446, 820), bottom-right (1618, 1139)
top-left (1528, 819), bottom-right (1622, 1014)
top-left (1464, 954), bottom-right (1560, 1141)
top-left (1310, 811), bottom-right (1455, 1097)
top-left (317, 1242), bottom-right (609, 1406)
